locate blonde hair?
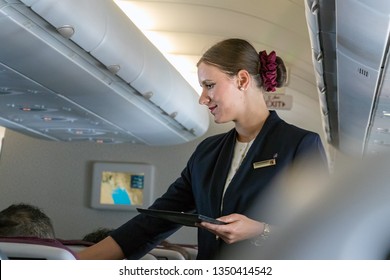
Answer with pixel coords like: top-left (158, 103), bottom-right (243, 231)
top-left (197, 38), bottom-right (287, 90)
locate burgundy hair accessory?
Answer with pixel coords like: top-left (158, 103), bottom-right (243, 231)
top-left (259, 50), bottom-right (277, 92)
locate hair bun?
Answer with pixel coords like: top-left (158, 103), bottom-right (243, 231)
top-left (259, 51), bottom-right (287, 92)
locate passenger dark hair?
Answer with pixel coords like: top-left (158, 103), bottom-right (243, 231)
top-left (82, 227), bottom-right (114, 243)
top-left (197, 38), bottom-right (287, 91)
top-left (0, 203), bottom-right (55, 239)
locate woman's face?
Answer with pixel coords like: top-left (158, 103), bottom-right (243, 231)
top-left (198, 62), bottom-right (242, 123)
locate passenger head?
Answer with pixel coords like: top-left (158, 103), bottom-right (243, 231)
top-left (82, 227), bottom-right (114, 243)
top-left (0, 203), bottom-right (55, 239)
top-left (197, 38), bottom-right (287, 92)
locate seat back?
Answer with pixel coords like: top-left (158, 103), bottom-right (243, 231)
top-left (0, 248), bottom-right (8, 260)
top-left (58, 239), bottom-right (94, 254)
top-left (140, 253), bottom-right (158, 260)
top-left (149, 247), bottom-right (186, 260)
top-left (175, 244), bottom-right (198, 260)
top-left (157, 240), bottom-right (198, 260)
top-left (0, 237), bottom-right (78, 260)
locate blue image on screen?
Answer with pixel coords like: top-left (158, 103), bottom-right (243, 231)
top-left (112, 187), bottom-right (132, 205)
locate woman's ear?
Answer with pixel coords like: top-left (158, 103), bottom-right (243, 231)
top-left (237, 69), bottom-right (250, 91)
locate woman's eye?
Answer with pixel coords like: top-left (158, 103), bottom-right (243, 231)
top-left (205, 83), bottom-right (215, 89)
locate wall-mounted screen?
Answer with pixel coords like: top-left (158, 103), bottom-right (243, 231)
top-left (91, 162), bottom-right (154, 211)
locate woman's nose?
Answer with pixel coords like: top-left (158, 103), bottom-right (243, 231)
top-left (199, 91), bottom-right (210, 105)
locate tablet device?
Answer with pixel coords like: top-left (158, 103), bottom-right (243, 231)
top-left (137, 208), bottom-right (227, 227)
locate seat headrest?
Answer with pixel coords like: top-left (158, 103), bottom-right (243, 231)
top-left (0, 236), bottom-right (78, 260)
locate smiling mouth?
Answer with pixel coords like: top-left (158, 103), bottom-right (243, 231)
top-left (209, 105), bottom-right (217, 114)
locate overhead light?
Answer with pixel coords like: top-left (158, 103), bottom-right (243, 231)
top-left (382, 111), bottom-right (390, 117)
top-left (113, 1), bottom-right (154, 29)
top-left (57, 25), bottom-right (75, 39)
top-left (107, 64), bottom-right (121, 74)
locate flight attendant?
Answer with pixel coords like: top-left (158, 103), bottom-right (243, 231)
top-left (78, 38), bottom-right (328, 260)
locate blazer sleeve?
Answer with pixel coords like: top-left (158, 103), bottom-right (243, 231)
top-left (110, 150), bottom-right (198, 259)
top-left (294, 132), bottom-right (329, 173)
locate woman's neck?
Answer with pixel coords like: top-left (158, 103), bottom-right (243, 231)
top-left (235, 110), bottom-right (269, 142)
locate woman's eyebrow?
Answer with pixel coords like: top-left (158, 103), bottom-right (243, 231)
top-left (200, 79), bottom-right (214, 85)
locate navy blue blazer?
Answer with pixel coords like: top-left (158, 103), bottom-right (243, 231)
top-left (111, 111), bottom-right (328, 259)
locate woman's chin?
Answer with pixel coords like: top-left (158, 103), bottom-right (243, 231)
top-left (213, 117), bottom-right (229, 124)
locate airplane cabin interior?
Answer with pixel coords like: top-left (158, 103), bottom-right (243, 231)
top-left (0, 0), bottom-right (390, 260)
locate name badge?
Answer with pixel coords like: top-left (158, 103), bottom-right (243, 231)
top-left (253, 159), bottom-right (276, 169)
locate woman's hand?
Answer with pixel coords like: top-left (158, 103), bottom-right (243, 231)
top-left (199, 213), bottom-right (264, 244)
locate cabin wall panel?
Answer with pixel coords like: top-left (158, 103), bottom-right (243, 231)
top-left (0, 127), bottom-right (208, 244)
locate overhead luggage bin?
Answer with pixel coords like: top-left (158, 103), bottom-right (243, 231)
top-left (0, 0), bottom-right (209, 145)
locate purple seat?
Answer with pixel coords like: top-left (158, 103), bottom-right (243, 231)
top-left (57, 239), bottom-right (94, 253)
top-left (0, 236), bottom-right (78, 260)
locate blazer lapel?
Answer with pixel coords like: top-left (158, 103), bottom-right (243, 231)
top-left (208, 130), bottom-right (236, 217)
top-left (221, 111), bottom-right (281, 215)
